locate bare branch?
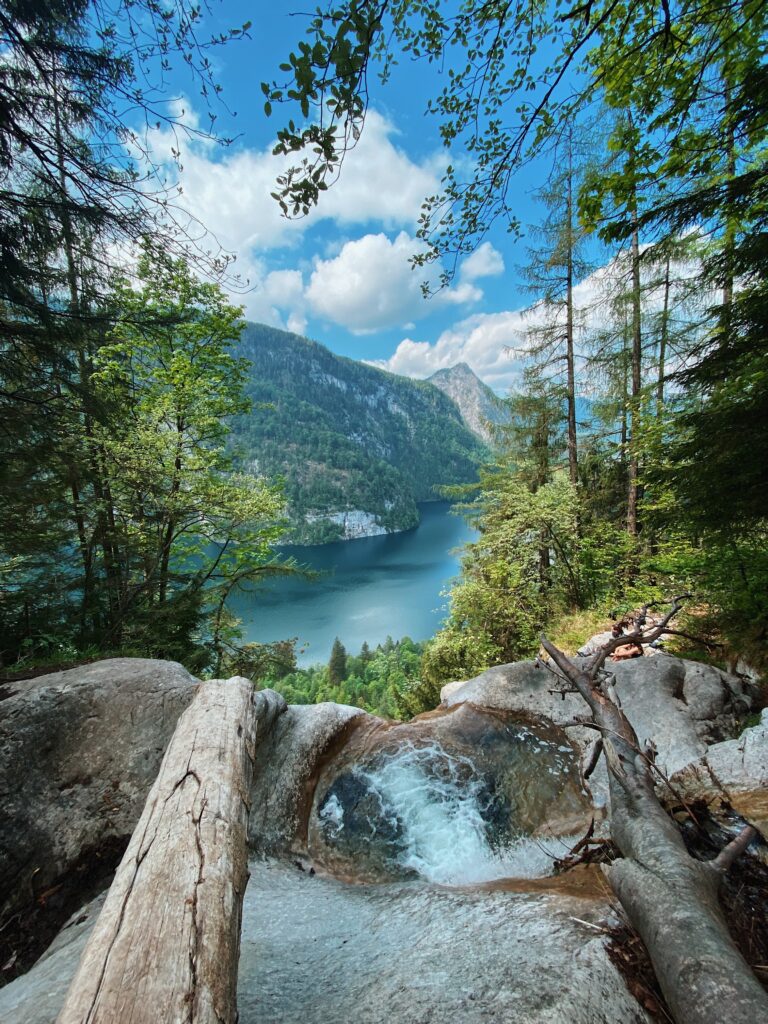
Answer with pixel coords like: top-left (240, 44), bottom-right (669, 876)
top-left (713, 826), bottom-right (758, 873)
top-left (582, 737), bottom-right (603, 780)
top-left (588, 593), bottom-right (691, 674)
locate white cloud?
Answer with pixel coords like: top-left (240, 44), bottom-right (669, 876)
top-left (375, 310), bottom-right (529, 392)
top-left (372, 258), bottom-right (628, 392)
top-left (139, 106), bottom-right (516, 335)
top-left (148, 109), bottom-right (442, 256)
top-left (460, 241), bottom-right (505, 281)
top-left (372, 249), bottom-right (705, 392)
top-left (304, 231), bottom-right (433, 334)
top-left (301, 234), bottom-right (507, 335)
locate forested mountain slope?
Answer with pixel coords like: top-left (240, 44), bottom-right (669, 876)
top-left (232, 323), bottom-right (486, 543)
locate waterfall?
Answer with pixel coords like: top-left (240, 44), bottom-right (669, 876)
top-left (318, 739), bottom-right (577, 885)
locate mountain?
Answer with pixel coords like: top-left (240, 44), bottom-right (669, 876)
top-left (231, 324), bottom-right (487, 543)
top-left (427, 363), bottom-right (510, 444)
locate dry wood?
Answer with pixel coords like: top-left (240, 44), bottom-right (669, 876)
top-left (56, 678), bottom-right (286, 1024)
top-left (541, 614), bottom-right (768, 1024)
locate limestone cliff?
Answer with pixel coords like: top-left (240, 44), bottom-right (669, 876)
top-left (427, 362), bottom-right (510, 444)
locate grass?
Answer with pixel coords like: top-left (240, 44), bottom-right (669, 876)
top-left (546, 608), bottom-right (612, 656)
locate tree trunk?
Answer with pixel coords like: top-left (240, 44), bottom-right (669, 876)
top-left (627, 209), bottom-right (642, 538)
top-left (565, 147), bottom-right (578, 485)
top-left (541, 629), bottom-right (768, 1024)
top-left (656, 252), bottom-right (670, 417)
top-left (56, 679), bottom-right (286, 1024)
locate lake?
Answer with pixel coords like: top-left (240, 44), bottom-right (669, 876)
top-left (230, 502), bottom-right (475, 666)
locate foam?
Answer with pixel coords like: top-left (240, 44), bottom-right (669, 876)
top-left (351, 741), bottom-right (575, 885)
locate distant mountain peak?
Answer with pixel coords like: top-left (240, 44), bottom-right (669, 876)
top-left (430, 362), bottom-right (475, 378)
top-left (427, 363), bottom-right (509, 444)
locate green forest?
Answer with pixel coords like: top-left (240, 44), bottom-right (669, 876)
top-left (0, 0), bottom-right (766, 695)
top-left (231, 323), bottom-right (486, 542)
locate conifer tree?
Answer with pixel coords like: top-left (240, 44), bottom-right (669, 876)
top-left (328, 637), bottom-right (348, 687)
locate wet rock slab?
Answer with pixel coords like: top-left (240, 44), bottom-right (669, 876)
top-left (0, 862), bottom-right (651, 1024)
top-left (237, 860), bottom-right (651, 1024)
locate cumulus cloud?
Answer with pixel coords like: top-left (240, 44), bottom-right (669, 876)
top-left (371, 258), bottom-right (629, 392)
top-left (139, 107), bottom-right (517, 332)
top-left (147, 109), bottom-right (442, 256)
top-left (302, 234), bottom-right (506, 334)
top-left (460, 241), bottom-right (505, 281)
top-left (374, 310), bottom-right (529, 393)
top-left (305, 232), bottom-right (423, 333)
top-left (371, 248), bottom-right (706, 392)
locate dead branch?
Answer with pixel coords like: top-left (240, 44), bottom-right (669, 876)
top-left (540, 596), bottom-right (767, 1024)
top-left (582, 737), bottom-right (604, 780)
top-left (714, 826), bottom-right (759, 874)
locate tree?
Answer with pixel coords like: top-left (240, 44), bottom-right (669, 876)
top-left (423, 467), bottom-right (582, 689)
top-left (521, 124), bottom-right (596, 484)
top-left (264, 2), bottom-right (766, 274)
top-left (0, 0), bottom-right (255, 666)
top-left (0, 247), bottom-right (291, 670)
top-left (541, 602), bottom-right (767, 1024)
top-left (328, 637), bottom-right (348, 687)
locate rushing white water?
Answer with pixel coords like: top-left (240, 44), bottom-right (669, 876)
top-left (319, 740), bottom-right (577, 886)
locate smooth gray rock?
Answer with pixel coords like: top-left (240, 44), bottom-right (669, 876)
top-left (0, 894), bottom-right (104, 1024)
top-left (2, 862), bottom-right (651, 1024)
top-left (671, 708), bottom-right (768, 840)
top-left (607, 656), bottom-right (705, 776)
top-left (441, 660), bottom-right (587, 728)
top-left (0, 658), bottom-right (197, 920)
top-left (248, 700), bottom-right (369, 855)
top-left (681, 660), bottom-right (753, 742)
top-left (441, 655), bottom-right (752, 780)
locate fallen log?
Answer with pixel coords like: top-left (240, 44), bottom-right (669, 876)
top-left (541, 600), bottom-right (768, 1024)
top-left (56, 678), bottom-right (286, 1024)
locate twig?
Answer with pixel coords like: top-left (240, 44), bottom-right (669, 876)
top-left (713, 825), bottom-right (758, 873)
top-left (582, 737), bottom-right (604, 780)
top-left (569, 916), bottom-right (612, 933)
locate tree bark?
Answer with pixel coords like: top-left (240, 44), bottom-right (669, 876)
top-left (627, 208), bottom-right (642, 538)
top-left (565, 141), bottom-right (578, 486)
top-left (540, 622), bottom-right (768, 1024)
top-left (56, 679), bottom-right (286, 1024)
top-left (625, 110), bottom-right (642, 539)
top-left (656, 252), bottom-right (670, 417)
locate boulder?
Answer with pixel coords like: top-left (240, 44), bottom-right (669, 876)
top-left (441, 655), bottom-right (753, 780)
top-left (248, 700), bottom-right (370, 855)
top-left (670, 708), bottom-right (768, 841)
top-left (0, 659), bottom-right (197, 939)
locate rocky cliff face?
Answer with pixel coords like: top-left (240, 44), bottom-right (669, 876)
top-left (427, 362), bottom-right (510, 444)
top-left (304, 509), bottom-right (389, 540)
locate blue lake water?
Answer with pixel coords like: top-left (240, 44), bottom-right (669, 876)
top-left (230, 502), bottom-right (475, 666)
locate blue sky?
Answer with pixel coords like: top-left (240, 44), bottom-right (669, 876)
top-left (149, 3), bottom-right (601, 393)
